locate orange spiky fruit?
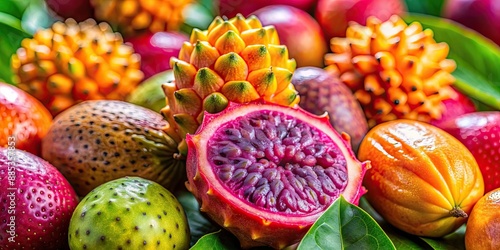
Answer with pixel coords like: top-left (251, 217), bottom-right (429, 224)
top-left (11, 19), bottom-right (144, 115)
top-left (161, 14), bottom-right (300, 156)
top-left (324, 15), bottom-right (457, 127)
top-left (90, 0), bottom-right (192, 35)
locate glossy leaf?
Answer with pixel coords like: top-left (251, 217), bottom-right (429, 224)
top-left (0, 13), bottom-right (30, 84)
top-left (404, 14), bottom-right (500, 110)
top-left (190, 230), bottom-right (240, 250)
top-left (404, 0), bottom-right (445, 17)
top-left (420, 225), bottom-right (466, 250)
top-left (297, 196), bottom-right (396, 250)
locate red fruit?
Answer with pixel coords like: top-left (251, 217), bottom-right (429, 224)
top-left (186, 102), bottom-right (369, 249)
top-left (0, 83), bottom-right (52, 156)
top-left (0, 148), bottom-right (79, 249)
top-left (438, 111), bottom-right (500, 193)
top-left (45, 0), bottom-right (94, 22)
top-left (218, 0), bottom-right (316, 18)
top-left (430, 87), bottom-right (477, 128)
top-left (291, 67), bottom-right (368, 151)
top-left (252, 5), bottom-right (328, 67)
top-left (315, 0), bottom-right (406, 41)
top-left (443, 0), bottom-right (500, 46)
top-left (125, 31), bottom-right (188, 79)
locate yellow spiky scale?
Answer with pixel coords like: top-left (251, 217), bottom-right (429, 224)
top-left (193, 68), bottom-right (224, 99)
top-left (241, 45), bottom-right (272, 71)
top-left (190, 41), bottom-right (220, 69)
top-left (214, 52), bottom-right (249, 81)
top-left (173, 89), bottom-right (202, 116)
top-left (325, 15), bottom-right (457, 126)
top-left (202, 93), bottom-right (228, 114)
top-left (248, 68), bottom-right (277, 97)
top-left (215, 31), bottom-right (246, 55)
top-left (221, 81), bottom-right (261, 103)
top-left (162, 14), bottom-right (299, 157)
top-left (173, 113), bottom-right (199, 137)
top-left (11, 18), bottom-right (143, 115)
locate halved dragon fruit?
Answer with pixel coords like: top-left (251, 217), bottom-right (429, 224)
top-left (185, 102), bottom-right (370, 249)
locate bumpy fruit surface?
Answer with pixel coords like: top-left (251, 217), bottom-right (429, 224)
top-left (465, 188), bottom-right (500, 250)
top-left (11, 18), bottom-right (144, 115)
top-left (359, 120), bottom-right (484, 237)
top-left (291, 67), bottom-right (368, 151)
top-left (0, 148), bottom-right (79, 249)
top-left (438, 111), bottom-right (500, 193)
top-left (186, 102), bottom-right (369, 249)
top-left (0, 82), bottom-right (52, 155)
top-left (162, 14), bottom-right (300, 155)
top-left (42, 100), bottom-right (184, 196)
top-left (68, 177), bottom-right (190, 250)
top-left (90, 0), bottom-right (191, 35)
top-left (325, 15), bottom-right (457, 127)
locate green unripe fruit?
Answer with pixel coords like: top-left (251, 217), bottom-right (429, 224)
top-left (68, 177), bottom-right (190, 249)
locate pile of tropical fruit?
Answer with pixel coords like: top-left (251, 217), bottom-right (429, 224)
top-left (1, 0), bottom-right (499, 249)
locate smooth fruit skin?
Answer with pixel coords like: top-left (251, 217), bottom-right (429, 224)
top-left (437, 111), bottom-right (500, 193)
top-left (0, 82), bottom-right (52, 156)
top-left (0, 148), bottom-right (79, 249)
top-left (218, 0), bottom-right (316, 18)
top-left (68, 177), bottom-right (190, 250)
top-left (443, 0), bottom-right (500, 46)
top-left (465, 188), bottom-right (500, 250)
top-left (125, 32), bottom-right (189, 79)
top-left (359, 119), bottom-right (484, 237)
top-left (127, 70), bottom-right (175, 112)
top-left (45, 0), bottom-right (94, 22)
top-left (186, 102), bottom-right (369, 249)
top-left (430, 87), bottom-right (477, 128)
top-left (252, 5), bottom-right (328, 67)
top-left (315, 0), bottom-right (406, 41)
top-left (291, 67), bottom-right (368, 151)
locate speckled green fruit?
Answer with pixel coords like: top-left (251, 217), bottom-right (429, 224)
top-left (68, 177), bottom-right (190, 250)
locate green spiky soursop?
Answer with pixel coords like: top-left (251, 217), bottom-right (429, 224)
top-left (68, 177), bottom-right (190, 249)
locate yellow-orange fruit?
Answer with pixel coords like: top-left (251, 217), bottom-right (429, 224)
top-left (11, 19), bottom-right (144, 115)
top-left (358, 119), bottom-right (484, 237)
top-left (465, 188), bottom-right (500, 250)
top-left (91, 0), bottom-right (192, 35)
top-left (325, 15), bottom-right (457, 127)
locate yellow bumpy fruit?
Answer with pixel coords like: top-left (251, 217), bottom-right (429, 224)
top-left (11, 19), bottom-right (144, 115)
top-left (325, 15), bottom-right (457, 127)
top-left (91, 0), bottom-right (192, 35)
top-left (161, 14), bottom-right (300, 156)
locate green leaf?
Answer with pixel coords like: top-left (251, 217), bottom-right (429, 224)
top-left (175, 189), bottom-right (221, 247)
top-left (0, 13), bottom-right (30, 84)
top-left (190, 230), bottom-right (240, 250)
top-left (403, 14), bottom-right (500, 110)
top-left (420, 225), bottom-right (466, 250)
top-left (0, 0), bottom-right (31, 19)
top-left (298, 196), bottom-right (396, 250)
top-left (404, 0), bottom-right (445, 17)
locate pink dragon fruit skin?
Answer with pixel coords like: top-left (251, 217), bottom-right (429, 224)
top-left (0, 148), bottom-right (79, 249)
top-left (125, 31), bottom-right (189, 79)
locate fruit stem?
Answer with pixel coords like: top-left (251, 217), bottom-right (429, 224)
top-left (449, 207), bottom-right (468, 218)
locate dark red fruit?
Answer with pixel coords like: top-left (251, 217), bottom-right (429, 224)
top-left (291, 67), bottom-right (368, 151)
top-left (45, 0), bottom-right (94, 22)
